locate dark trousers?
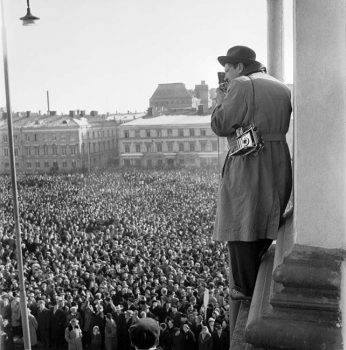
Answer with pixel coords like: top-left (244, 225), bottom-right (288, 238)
top-left (228, 239), bottom-right (272, 296)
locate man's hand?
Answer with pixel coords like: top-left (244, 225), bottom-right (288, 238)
top-left (215, 88), bottom-right (225, 106)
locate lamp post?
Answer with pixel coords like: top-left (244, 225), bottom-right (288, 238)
top-left (1, 0), bottom-right (39, 349)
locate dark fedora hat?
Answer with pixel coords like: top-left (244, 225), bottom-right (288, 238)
top-left (218, 46), bottom-right (259, 66)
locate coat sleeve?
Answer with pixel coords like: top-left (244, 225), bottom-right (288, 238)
top-left (211, 79), bottom-right (248, 137)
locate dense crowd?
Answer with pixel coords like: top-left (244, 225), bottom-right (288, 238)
top-left (0, 169), bottom-right (231, 350)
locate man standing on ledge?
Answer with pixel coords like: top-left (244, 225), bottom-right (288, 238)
top-left (211, 46), bottom-right (292, 300)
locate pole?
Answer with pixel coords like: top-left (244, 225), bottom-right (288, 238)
top-left (46, 90), bottom-right (50, 115)
top-left (1, 0), bottom-right (31, 349)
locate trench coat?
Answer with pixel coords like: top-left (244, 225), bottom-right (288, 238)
top-left (211, 71), bottom-right (292, 242)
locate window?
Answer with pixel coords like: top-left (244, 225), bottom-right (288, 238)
top-left (179, 143), bottom-right (184, 152)
top-left (61, 146), bottom-right (67, 155)
top-left (200, 129), bottom-right (207, 137)
top-left (27, 162), bottom-right (31, 168)
top-left (135, 144), bottom-right (141, 153)
top-left (157, 129), bottom-right (162, 137)
top-left (5, 162), bottom-right (9, 168)
top-left (146, 130), bottom-right (151, 138)
top-left (124, 130), bottom-right (129, 138)
top-left (93, 143), bottom-right (96, 153)
top-left (124, 144), bottom-right (130, 153)
top-left (167, 142), bottom-right (173, 152)
top-left (167, 129), bottom-right (173, 137)
top-left (3, 135), bottom-right (8, 142)
top-left (35, 146), bottom-right (40, 156)
top-left (135, 130), bottom-right (140, 138)
top-left (179, 129), bottom-right (184, 137)
top-left (52, 145), bottom-right (58, 155)
top-left (200, 142), bottom-right (207, 152)
top-left (4, 148), bottom-right (9, 157)
top-left (212, 141), bottom-right (218, 151)
top-left (44, 161), bottom-right (49, 168)
top-left (43, 145), bottom-right (48, 155)
top-left (82, 144), bottom-right (85, 154)
top-left (190, 142), bottom-right (195, 152)
top-left (156, 143), bottom-right (162, 152)
top-left (25, 147), bottom-right (31, 156)
top-left (107, 140), bottom-right (110, 150)
top-left (62, 161), bottom-right (67, 168)
top-left (34, 134), bottom-right (37, 142)
top-left (146, 143), bottom-right (152, 153)
top-left (72, 161), bottom-right (76, 168)
top-left (157, 159), bottom-right (163, 167)
top-left (189, 129), bottom-right (195, 137)
top-left (25, 134), bottom-right (30, 141)
top-left (35, 161), bottom-right (40, 168)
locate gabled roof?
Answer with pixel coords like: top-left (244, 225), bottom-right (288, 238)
top-left (150, 83), bottom-right (192, 100)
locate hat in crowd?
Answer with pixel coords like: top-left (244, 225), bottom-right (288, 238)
top-left (218, 45), bottom-right (261, 67)
top-left (129, 318), bottom-right (160, 349)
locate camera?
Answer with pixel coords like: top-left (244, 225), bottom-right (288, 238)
top-left (229, 124), bottom-right (264, 156)
top-left (217, 72), bottom-right (229, 93)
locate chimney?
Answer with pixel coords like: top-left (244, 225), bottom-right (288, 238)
top-left (49, 111), bottom-right (57, 116)
top-left (26, 111), bottom-right (31, 118)
top-left (69, 110), bottom-right (75, 117)
top-left (90, 110), bottom-right (98, 116)
top-left (198, 104), bottom-right (204, 115)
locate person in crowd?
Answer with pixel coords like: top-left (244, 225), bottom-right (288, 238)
top-left (37, 299), bottom-right (51, 348)
top-left (198, 326), bottom-right (213, 350)
top-left (104, 313), bottom-right (117, 350)
top-left (129, 318), bottom-right (160, 350)
top-left (65, 318), bottom-right (83, 350)
top-left (181, 323), bottom-right (195, 350)
top-left (90, 325), bottom-right (102, 350)
top-left (51, 298), bottom-right (67, 350)
top-left (27, 308), bottom-right (38, 347)
top-left (211, 321), bottom-right (230, 350)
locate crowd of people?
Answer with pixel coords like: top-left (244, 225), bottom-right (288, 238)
top-left (0, 168), bottom-right (231, 350)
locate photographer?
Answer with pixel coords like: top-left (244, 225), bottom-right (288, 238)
top-left (211, 46), bottom-right (292, 300)
top-left (65, 318), bottom-right (83, 350)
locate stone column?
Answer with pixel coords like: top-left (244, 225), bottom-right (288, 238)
top-left (267, 0), bottom-right (284, 81)
top-left (294, 0), bottom-right (346, 250)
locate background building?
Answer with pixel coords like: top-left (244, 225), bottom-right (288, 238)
top-left (118, 114), bottom-right (227, 169)
top-left (0, 112), bottom-right (120, 174)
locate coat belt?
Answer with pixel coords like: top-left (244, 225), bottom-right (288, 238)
top-left (261, 133), bottom-right (286, 142)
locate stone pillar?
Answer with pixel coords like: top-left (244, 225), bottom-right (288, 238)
top-left (267, 0), bottom-right (284, 81)
top-left (294, 0), bottom-right (346, 250)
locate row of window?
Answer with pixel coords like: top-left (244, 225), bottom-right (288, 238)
top-left (151, 99), bottom-right (191, 107)
top-left (2, 139), bottom-right (117, 157)
top-left (124, 128), bottom-right (208, 139)
top-left (1, 128), bottom-right (116, 143)
top-left (123, 157), bottom-right (218, 167)
top-left (123, 141), bottom-right (218, 153)
top-left (4, 160), bottom-right (77, 169)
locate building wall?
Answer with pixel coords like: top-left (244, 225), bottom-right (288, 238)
top-left (118, 123), bottom-right (226, 168)
top-left (0, 118), bottom-right (119, 174)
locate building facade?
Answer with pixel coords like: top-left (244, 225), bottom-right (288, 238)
top-left (118, 114), bottom-right (227, 169)
top-left (0, 113), bottom-right (119, 174)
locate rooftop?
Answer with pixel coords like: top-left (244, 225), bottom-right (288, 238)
top-left (123, 114), bottom-right (211, 127)
top-left (150, 83), bottom-right (192, 100)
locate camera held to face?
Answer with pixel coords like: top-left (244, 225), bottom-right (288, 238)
top-left (218, 72), bottom-right (229, 93)
top-left (229, 124), bottom-right (264, 156)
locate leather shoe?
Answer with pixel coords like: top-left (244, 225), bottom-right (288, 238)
top-left (230, 288), bottom-right (252, 301)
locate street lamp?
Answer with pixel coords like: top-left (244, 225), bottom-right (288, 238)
top-left (1, 1), bottom-right (39, 349)
top-left (19, 0), bottom-right (39, 25)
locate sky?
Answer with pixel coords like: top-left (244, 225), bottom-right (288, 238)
top-left (0, 0), bottom-right (293, 114)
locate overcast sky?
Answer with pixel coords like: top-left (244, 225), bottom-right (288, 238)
top-left (0, 0), bottom-right (293, 114)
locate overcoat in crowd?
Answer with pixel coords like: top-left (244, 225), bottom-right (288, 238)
top-left (198, 331), bottom-right (213, 350)
top-left (65, 326), bottom-right (83, 350)
top-left (211, 69), bottom-right (292, 242)
top-left (28, 312), bottom-right (38, 346)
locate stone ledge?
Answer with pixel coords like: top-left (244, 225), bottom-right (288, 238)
top-left (245, 244), bottom-right (344, 350)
